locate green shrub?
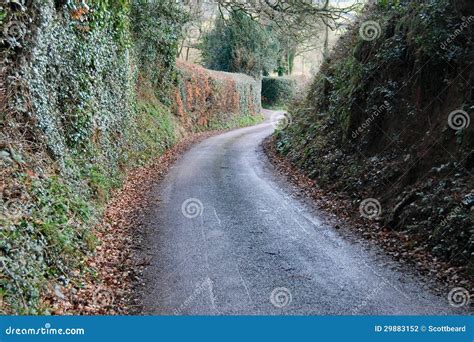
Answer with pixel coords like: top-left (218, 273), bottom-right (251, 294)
top-left (261, 77), bottom-right (296, 108)
top-left (200, 10), bottom-right (279, 78)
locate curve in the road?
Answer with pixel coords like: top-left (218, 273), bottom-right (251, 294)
top-left (139, 109), bottom-right (457, 315)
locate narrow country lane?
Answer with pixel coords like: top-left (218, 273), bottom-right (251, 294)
top-left (139, 110), bottom-right (456, 315)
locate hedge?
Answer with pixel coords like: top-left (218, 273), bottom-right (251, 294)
top-left (174, 61), bottom-right (261, 129)
top-left (261, 76), bottom-right (296, 107)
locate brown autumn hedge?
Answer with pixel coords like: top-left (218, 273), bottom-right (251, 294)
top-left (174, 61), bottom-right (261, 129)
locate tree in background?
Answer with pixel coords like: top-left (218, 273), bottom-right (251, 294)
top-left (131, 0), bottom-right (188, 104)
top-left (200, 10), bottom-right (280, 78)
top-left (213, 0), bottom-right (360, 37)
top-left (213, 0), bottom-right (362, 75)
top-left (275, 33), bottom-right (298, 76)
top-left (178, 0), bottom-right (218, 62)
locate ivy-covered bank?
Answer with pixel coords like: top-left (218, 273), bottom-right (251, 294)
top-left (0, 0), bottom-right (260, 314)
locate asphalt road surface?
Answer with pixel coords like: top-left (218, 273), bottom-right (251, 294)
top-left (140, 109), bottom-right (457, 315)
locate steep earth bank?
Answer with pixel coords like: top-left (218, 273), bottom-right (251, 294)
top-left (274, 0), bottom-right (473, 283)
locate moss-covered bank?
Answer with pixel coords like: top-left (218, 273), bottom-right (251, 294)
top-left (275, 0), bottom-right (473, 277)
